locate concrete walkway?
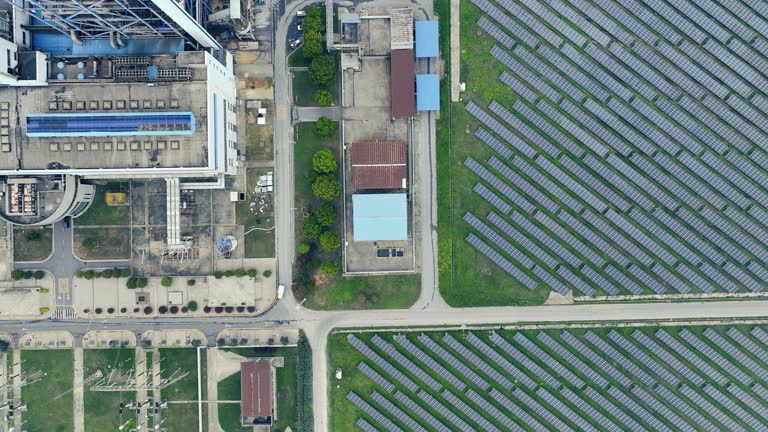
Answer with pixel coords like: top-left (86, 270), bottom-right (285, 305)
top-left (73, 348), bottom-right (84, 432)
top-left (134, 347), bottom-right (148, 431)
top-left (206, 349), bottom-right (223, 432)
top-left (12, 349), bottom-right (21, 432)
top-left (294, 106), bottom-right (342, 122)
top-left (151, 350), bottom-right (162, 427)
top-left (0, 352), bottom-right (7, 432)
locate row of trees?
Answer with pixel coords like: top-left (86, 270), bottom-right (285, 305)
top-left (75, 268), bottom-right (131, 279)
top-left (213, 269), bottom-right (272, 279)
top-left (298, 6), bottom-right (336, 107)
top-left (296, 331), bottom-right (314, 431)
top-left (11, 270), bottom-right (45, 281)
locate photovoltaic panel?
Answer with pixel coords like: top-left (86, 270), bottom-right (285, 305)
top-left (585, 99), bottom-right (656, 156)
top-left (677, 207), bottom-right (750, 265)
top-left (700, 262), bottom-right (739, 293)
top-left (608, 386), bottom-right (673, 432)
top-left (650, 264), bottom-right (690, 294)
top-left (513, 332), bottom-right (586, 387)
top-left (489, 101), bottom-right (562, 158)
top-left (633, 42), bottom-right (706, 98)
top-left (465, 101), bottom-right (537, 158)
top-left (584, 43), bottom-right (656, 99)
top-left (568, 0), bottom-right (634, 45)
top-left (356, 418), bottom-right (381, 432)
top-left (629, 155), bottom-right (703, 212)
top-left (441, 389), bottom-right (501, 432)
top-left (417, 333), bottom-right (490, 390)
top-left (580, 265), bottom-right (619, 295)
top-left (557, 265), bottom-right (596, 297)
top-left (583, 154), bottom-right (655, 211)
top-left (495, 0), bottom-right (564, 47)
top-left (702, 96), bottom-right (768, 153)
top-left (489, 331), bottom-right (561, 388)
top-left (464, 212), bottom-right (535, 269)
top-left (469, 0), bottom-right (539, 48)
top-left (532, 265), bottom-right (570, 295)
top-left (656, 40), bottom-right (729, 98)
top-left (466, 389), bottom-right (524, 432)
top-left (465, 332), bottom-right (537, 389)
top-left (347, 392), bottom-right (405, 432)
top-left (584, 387), bottom-right (649, 432)
top-left (592, 0), bottom-right (659, 44)
top-left (726, 384), bottom-right (768, 424)
top-left (679, 328), bottom-right (751, 384)
top-left (348, 335), bottom-right (419, 392)
top-left (755, 384), bottom-right (768, 405)
top-left (500, 71), bottom-right (537, 103)
top-left (628, 264), bottom-right (667, 294)
top-left (652, 207), bottom-right (726, 264)
top-left (701, 152), bottom-right (768, 210)
top-left (474, 127), bottom-right (513, 159)
top-left (393, 334), bottom-right (466, 391)
top-left (677, 153), bottom-right (751, 210)
top-left (751, 327), bottom-right (768, 351)
top-left (477, 16), bottom-right (515, 49)
top-left (724, 262), bottom-right (762, 292)
top-left (675, 263), bottom-right (715, 294)
top-left (473, 183), bottom-right (512, 215)
top-left (605, 208), bottom-right (677, 266)
top-left (536, 388), bottom-right (596, 431)
top-left (561, 100), bottom-right (632, 156)
top-left (630, 97), bottom-right (704, 155)
top-left (370, 391), bottom-right (428, 432)
top-left (464, 157), bottom-right (537, 213)
top-left (704, 39), bottom-right (768, 92)
top-left (679, 40), bottom-right (752, 98)
top-left (534, 211), bottom-right (606, 268)
top-left (701, 385), bottom-right (764, 432)
top-left (492, 47), bottom-right (562, 102)
top-left (560, 387), bottom-right (622, 432)
top-left (655, 385), bottom-right (718, 432)
top-left (371, 335), bottom-right (442, 391)
top-left (539, 44), bottom-right (611, 101)
top-left (488, 157), bottom-right (560, 213)
top-left (358, 362), bottom-right (397, 393)
top-left (560, 332), bottom-right (632, 387)
top-left (513, 45), bottom-right (585, 101)
top-left (628, 206), bottom-right (701, 265)
top-left (655, 98), bottom-right (727, 154)
top-left (729, 38), bottom-right (768, 77)
top-left (558, 211), bottom-right (631, 267)
top-left (442, 333), bottom-right (513, 390)
top-left (534, 100), bottom-right (603, 157)
top-left (584, 330), bottom-right (656, 385)
top-left (608, 43), bottom-right (681, 99)
top-left (489, 389), bottom-right (550, 432)
top-left (640, 0), bottom-right (707, 43)
top-left (606, 98), bottom-right (680, 155)
top-left (559, 156), bottom-right (629, 211)
top-left (511, 212), bottom-right (584, 270)
top-left (704, 328), bottom-right (768, 381)
top-left (604, 156), bottom-right (677, 214)
top-left (488, 212), bottom-right (559, 269)
top-left (632, 329), bottom-right (703, 384)
top-left (701, 205), bottom-right (768, 263)
top-left (393, 391), bottom-right (451, 432)
top-left (726, 158), bottom-right (768, 206)
top-left (653, 154), bottom-right (726, 210)
top-left (583, 210), bottom-right (655, 267)
top-left (604, 264), bottom-right (643, 295)
top-left (417, 391), bottom-right (477, 432)
top-left (736, 327), bottom-right (768, 365)
top-left (537, 332), bottom-right (608, 387)
top-left (512, 100), bottom-right (584, 157)
top-left (548, 0), bottom-right (612, 46)
top-left (517, 0), bottom-right (587, 47)
top-left (632, 386), bottom-right (696, 432)
top-left (608, 330), bottom-right (680, 385)
top-left (466, 233), bottom-right (540, 289)
top-left (561, 44), bottom-right (632, 100)
top-left (688, 0), bottom-right (755, 42)
top-left (512, 388), bottom-right (574, 432)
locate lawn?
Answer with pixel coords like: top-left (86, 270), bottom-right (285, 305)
top-left (221, 347), bottom-right (299, 431)
top-left (21, 349), bottom-right (74, 432)
top-left (73, 227), bottom-right (131, 260)
top-left (330, 324), bottom-right (768, 432)
top-left (74, 182), bottom-right (131, 226)
top-left (302, 274), bottom-right (420, 310)
top-left (83, 348), bottom-right (135, 432)
top-left (244, 106), bottom-right (274, 161)
top-left (13, 225), bottom-right (53, 262)
top-left (291, 67), bottom-right (340, 107)
top-left (235, 167), bottom-right (275, 258)
top-left (159, 348), bottom-right (206, 432)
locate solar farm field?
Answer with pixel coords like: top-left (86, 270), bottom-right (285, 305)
top-left (442, 0), bottom-right (768, 305)
top-left (330, 325), bottom-right (768, 431)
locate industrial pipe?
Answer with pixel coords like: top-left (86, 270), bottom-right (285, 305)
top-left (109, 32), bottom-right (118, 49)
top-left (116, 32), bottom-right (126, 48)
top-left (70, 30), bottom-right (83, 46)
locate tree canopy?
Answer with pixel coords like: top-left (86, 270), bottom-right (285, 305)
top-left (302, 217), bottom-right (322, 238)
top-left (320, 260), bottom-right (340, 275)
top-left (312, 174), bottom-right (341, 201)
top-left (302, 31), bottom-right (323, 59)
top-left (313, 89), bottom-right (333, 106)
top-left (315, 116), bottom-right (337, 137)
top-left (319, 230), bottom-right (340, 251)
top-left (309, 55), bottom-right (336, 85)
top-left (312, 148), bottom-right (337, 173)
top-left (316, 203), bottom-right (337, 226)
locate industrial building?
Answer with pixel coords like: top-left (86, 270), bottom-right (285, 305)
top-left (240, 359), bottom-right (274, 426)
top-left (0, 0), bottom-right (238, 237)
top-left (351, 141), bottom-right (407, 190)
top-left (352, 193), bottom-right (408, 241)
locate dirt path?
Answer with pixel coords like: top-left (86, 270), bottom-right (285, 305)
top-left (73, 348), bottom-right (84, 432)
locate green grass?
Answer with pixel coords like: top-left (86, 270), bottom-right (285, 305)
top-left (244, 107), bottom-right (273, 161)
top-left (159, 348), bottom-right (205, 432)
top-left (302, 274), bottom-right (420, 310)
top-left (83, 348), bottom-right (135, 432)
top-left (235, 167), bottom-right (275, 258)
top-left (21, 349), bottom-right (74, 432)
top-left (13, 226), bottom-right (53, 262)
top-left (217, 374), bottom-right (249, 432)
top-left (74, 182), bottom-right (131, 226)
top-left (291, 69), bottom-right (340, 107)
top-left (221, 347), bottom-right (298, 431)
top-left (74, 227), bottom-right (131, 260)
top-left (330, 324), bottom-right (766, 432)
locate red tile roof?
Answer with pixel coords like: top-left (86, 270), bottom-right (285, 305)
top-left (240, 359), bottom-right (272, 424)
top-left (390, 49), bottom-right (416, 117)
top-left (351, 141), bottom-right (407, 190)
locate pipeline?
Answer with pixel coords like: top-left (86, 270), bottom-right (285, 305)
top-left (116, 32), bottom-right (126, 48)
top-left (109, 32), bottom-right (118, 49)
top-left (70, 30), bottom-right (83, 46)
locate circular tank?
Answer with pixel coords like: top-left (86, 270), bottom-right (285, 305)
top-left (217, 235), bottom-right (238, 254)
top-left (77, 61), bottom-right (85, 69)
top-left (57, 73), bottom-right (65, 80)
top-left (77, 73), bottom-right (85, 80)
top-left (56, 61), bottom-right (65, 69)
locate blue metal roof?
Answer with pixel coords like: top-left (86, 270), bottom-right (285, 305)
top-left (416, 74), bottom-right (440, 111)
top-left (26, 112), bottom-right (195, 137)
top-left (352, 194), bottom-right (408, 241)
top-left (32, 31), bottom-right (184, 56)
top-left (415, 20), bottom-right (439, 58)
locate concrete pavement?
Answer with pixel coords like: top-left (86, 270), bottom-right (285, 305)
top-left (294, 106), bottom-right (342, 122)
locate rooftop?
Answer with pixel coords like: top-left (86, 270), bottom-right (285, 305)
top-left (415, 20), bottom-right (439, 58)
top-left (352, 193), bottom-right (408, 241)
top-left (416, 74), bottom-right (440, 111)
top-left (390, 49), bottom-right (415, 117)
top-left (351, 141), bottom-right (407, 190)
top-left (240, 359), bottom-right (273, 425)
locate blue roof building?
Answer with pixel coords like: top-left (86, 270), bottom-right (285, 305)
top-left (415, 20), bottom-right (439, 58)
top-left (416, 74), bottom-right (440, 111)
top-left (352, 194), bottom-right (408, 241)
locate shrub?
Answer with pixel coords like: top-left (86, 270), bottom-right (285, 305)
top-left (160, 276), bottom-right (173, 287)
top-left (23, 271), bottom-right (33, 279)
top-left (33, 270), bottom-right (45, 280)
top-left (136, 277), bottom-right (148, 288)
top-left (320, 260), bottom-right (340, 275)
top-left (126, 278), bottom-right (137, 289)
top-left (312, 148), bottom-right (337, 173)
top-left (11, 270), bottom-right (23, 281)
top-left (302, 31), bottom-right (323, 59)
top-left (296, 332), bottom-right (313, 430)
top-left (217, 338), bottom-right (226, 347)
top-left (39, 288), bottom-right (48, 293)
top-left (119, 268), bottom-right (131, 278)
top-left (187, 300), bottom-right (198, 312)
top-left (263, 270), bottom-right (272, 278)
top-left (143, 306), bottom-right (152, 314)
top-left (302, 217), bottom-right (322, 238)
top-left (314, 116), bottom-right (337, 137)
top-left (312, 175), bottom-right (341, 201)
top-left (120, 307), bottom-right (127, 313)
top-left (107, 307), bottom-right (115, 314)
top-left (101, 269), bottom-right (113, 279)
top-left (233, 269), bottom-right (245, 278)
top-left (298, 243), bottom-right (311, 254)
top-left (319, 231), bottom-right (340, 251)
top-left (281, 336), bottom-right (290, 345)
top-left (224, 270), bottom-right (235, 278)
top-left (309, 55), bottom-right (336, 85)
top-left (158, 306), bottom-right (167, 314)
top-left (25, 231), bottom-right (41, 241)
top-left (94, 308), bottom-right (103, 315)
top-left (313, 89), bottom-right (333, 106)
top-left (39, 307), bottom-right (49, 314)
top-left (316, 203), bottom-right (337, 226)
top-left (214, 271), bottom-right (223, 279)
top-left (187, 279), bottom-right (196, 286)
top-left (83, 270), bottom-right (94, 280)
top-left (247, 269), bottom-right (258, 278)
top-left (82, 238), bottom-right (98, 251)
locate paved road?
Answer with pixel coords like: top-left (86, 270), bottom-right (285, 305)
top-left (294, 105), bottom-right (342, 122)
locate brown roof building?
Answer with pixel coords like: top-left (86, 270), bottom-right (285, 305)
top-left (351, 141), bottom-right (407, 190)
top-left (240, 359), bottom-right (273, 426)
top-left (390, 49), bottom-right (416, 117)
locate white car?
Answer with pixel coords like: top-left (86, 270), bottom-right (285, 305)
top-left (298, 24), bottom-right (302, 31)
top-left (277, 284), bottom-right (285, 300)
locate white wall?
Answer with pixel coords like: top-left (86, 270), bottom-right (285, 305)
top-left (205, 51), bottom-right (238, 176)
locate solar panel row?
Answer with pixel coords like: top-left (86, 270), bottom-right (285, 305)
top-left (442, 333), bottom-right (513, 390)
top-left (371, 335), bottom-right (442, 391)
top-left (393, 334), bottom-right (465, 391)
top-left (417, 334), bottom-right (490, 390)
top-left (347, 392), bottom-right (405, 432)
top-left (348, 335), bottom-right (419, 392)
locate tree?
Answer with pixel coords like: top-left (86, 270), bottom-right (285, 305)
top-left (309, 55), bottom-right (336, 85)
top-left (101, 269), bottom-right (113, 279)
top-left (298, 243), bottom-right (311, 254)
top-left (312, 149), bottom-right (337, 173)
top-left (187, 300), bottom-right (198, 312)
top-left (187, 279), bottom-right (196, 286)
top-left (136, 277), bottom-right (148, 288)
top-left (247, 268), bottom-right (258, 278)
top-left (320, 260), bottom-right (340, 275)
top-left (119, 268), bottom-right (131, 278)
top-left (313, 89), bottom-right (333, 106)
top-left (319, 231), bottom-right (340, 251)
top-left (234, 269), bottom-right (246, 278)
top-left (126, 278), bottom-right (137, 289)
top-left (83, 270), bottom-right (95, 280)
top-left (216, 338), bottom-right (226, 347)
top-left (82, 238), bottom-right (98, 251)
top-left (224, 270), bottom-right (235, 277)
top-left (302, 31), bottom-right (323, 59)
top-left (302, 6), bottom-right (325, 33)
top-left (11, 270), bottom-right (23, 281)
top-left (281, 336), bottom-right (290, 345)
top-left (316, 203), bottom-right (337, 226)
top-left (33, 270), bottom-right (45, 280)
top-left (160, 277), bottom-right (173, 287)
top-left (25, 231), bottom-right (41, 241)
top-left (302, 217), bottom-right (322, 239)
top-left (263, 270), bottom-right (272, 278)
top-left (312, 175), bottom-right (341, 201)
top-left (191, 339), bottom-right (202, 347)
top-left (314, 116), bottom-right (337, 137)
top-left (0, 340), bottom-right (9, 352)
top-left (214, 271), bottom-right (223, 279)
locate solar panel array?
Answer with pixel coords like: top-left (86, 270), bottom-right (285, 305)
top-left (348, 327), bottom-right (768, 432)
top-left (347, 335), bottom-right (419, 392)
top-left (355, 417), bottom-right (381, 432)
top-left (461, 0), bottom-right (768, 298)
top-left (371, 335), bottom-right (441, 391)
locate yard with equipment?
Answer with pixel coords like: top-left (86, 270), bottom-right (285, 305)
top-left (158, 348), bottom-right (206, 432)
top-left (330, 324), bottom-right (768, 432)
top-left (439, 0), bottom-right (768, 306)
top-left (235, 167), bottom-right (276, 258)
top-left (83, 348), bottom-right (136, 432)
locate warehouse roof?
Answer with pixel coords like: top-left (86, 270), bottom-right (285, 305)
top-left (351, 141), bottom-right (407, 190)
top-left (240, 360), bottom-right (273, 425)
top-left (416, 74), bottom-right (440, 111)
top-left (352, 193), bottom-right (408, 241)
top-left (390, 49), bottom-right (415, 117)
top-left (415, 20), bottom-right (439, 58)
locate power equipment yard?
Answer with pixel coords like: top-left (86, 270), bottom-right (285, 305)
top-left (331, 324), bottom-right (768, 431)
top-left (439, 0), bottom-right (768, 306)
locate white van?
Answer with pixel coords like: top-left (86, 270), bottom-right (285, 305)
top-left (297, 10), bottom-right (306, 16)
top-left (277, 284), bottom-right (285, 300)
